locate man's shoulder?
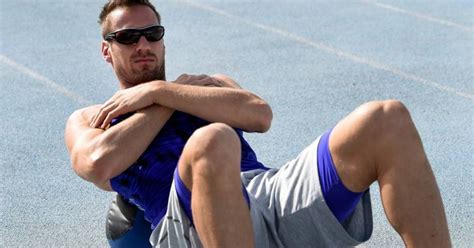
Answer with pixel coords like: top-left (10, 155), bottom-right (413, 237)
top-left (68, 105), bottom-right (101, 125)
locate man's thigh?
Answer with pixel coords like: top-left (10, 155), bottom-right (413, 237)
top-left (243, 135), bottom-right (373, 247)
top-left (244, 138), bottom-right (323, 216)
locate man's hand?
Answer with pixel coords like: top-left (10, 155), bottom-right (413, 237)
top-left (90, 81), bottom-right (162, 129)
top-left (89, 74), bottom-right (225, 129)
top-left (89, 73), bottom-right (270, 133)
top-left (173, 74), bottom-right (225, 87)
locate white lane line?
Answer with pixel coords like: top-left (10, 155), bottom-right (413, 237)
top-left (180, 1), bottom-right (474, 100)
top-left (0, 54), bottom-right (92, 105)
top-left (360, 0), bottom-right (474, 33)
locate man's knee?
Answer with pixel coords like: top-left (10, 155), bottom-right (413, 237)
top-left (356, 100), bottom-right (414, 137)
top-left (329, 100), bottom-right (416, 191)
top-left (355, 100), bottom-right (425, 172)
top-left (378, 100), bottom-right (412, 128)
top-left (182, 123), bottom-right (241, 174)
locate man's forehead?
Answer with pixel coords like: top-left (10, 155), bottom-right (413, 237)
top-left (107, 5), bottom-right (159, 31)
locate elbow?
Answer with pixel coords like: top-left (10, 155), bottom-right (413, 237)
top-left (253, 101), bottom-right (273, 133)
top-left (71, 150), bottom-right (111, 185)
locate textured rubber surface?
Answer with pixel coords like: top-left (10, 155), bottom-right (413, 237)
top-left (1, 0), bottom-right (472, 247)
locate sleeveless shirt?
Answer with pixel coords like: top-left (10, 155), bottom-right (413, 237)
top-left (109, 111), bottom-right (268, 228)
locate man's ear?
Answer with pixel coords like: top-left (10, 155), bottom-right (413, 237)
top-left (102, 41), bottom-right (112, 64)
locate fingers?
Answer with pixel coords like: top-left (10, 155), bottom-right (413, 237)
top-left (175, 73), bottom-right (188, 82)
top-left (174, 73), bottom-right (224, 87)
top-left (89, 83), bottom-right (158, 129)
top-left (90, 92), bottom-right (124, 129)
top-left (174, 74), bottom-right (209, 84)
top-left (196, 74), bottom-right (223, 87)
top-left (90, 101), bottom-right (118, 129)
top-left (90, 101), bottom-right (130, 129)
top-left (197, 78), bottom-right (223, 87)
top-left (90, 106), bottom-right (104, 128)
top-left (101, 107), bottom-right (124, 130)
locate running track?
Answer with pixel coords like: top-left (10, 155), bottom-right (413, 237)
top-left (1, 0), bottom-right (472, 247)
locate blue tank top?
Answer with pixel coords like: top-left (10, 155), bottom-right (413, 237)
top-left (109, 111), bottom-right (268, 228)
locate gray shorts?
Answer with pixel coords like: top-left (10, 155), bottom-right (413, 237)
top-left (150, 136), bottom-right (373, 247)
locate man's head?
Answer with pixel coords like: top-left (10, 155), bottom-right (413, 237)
top-left (99, 0), bottom-right (165, 89)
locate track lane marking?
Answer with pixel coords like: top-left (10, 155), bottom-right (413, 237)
top-left (0, 54), bottom-right (92, 105)
top-left (360, 0), bottom-right (474, 33)
top-left (179, 1), bottom-right (473, 100)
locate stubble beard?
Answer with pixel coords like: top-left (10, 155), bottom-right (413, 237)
top-left (119, 57), bottom-right (166, 85)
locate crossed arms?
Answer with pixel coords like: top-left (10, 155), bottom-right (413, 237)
top-left (64, 74), bottom-right (272, 191)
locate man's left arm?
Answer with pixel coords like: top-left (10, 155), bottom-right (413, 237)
top-left (92, 74), bottom-right (273, 133)
top-left (157, 74), bottom-right (272, 132)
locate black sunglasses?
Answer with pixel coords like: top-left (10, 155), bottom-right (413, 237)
top-left (104, 25), bottom-right (165, 45)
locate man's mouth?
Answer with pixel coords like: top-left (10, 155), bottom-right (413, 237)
top-left (134, 57), bottom-right (155, 63)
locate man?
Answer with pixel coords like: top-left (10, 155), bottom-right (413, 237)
top-left (65, 0), bottom-right (451, 247)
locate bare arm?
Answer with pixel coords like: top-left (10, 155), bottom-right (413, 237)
top-left (71, 74), bottom-right (271, 190)
top-left (155, 74), bottom-right (272, 132)
top-left (65, 104), bottom-right (174, 190)
top-left (91, 74), bottom-right (273, 133)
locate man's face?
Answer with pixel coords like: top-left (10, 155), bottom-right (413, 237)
top-left (102, 5), bottom-right (165, 88)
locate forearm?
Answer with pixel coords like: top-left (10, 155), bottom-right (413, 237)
top-left (81, 105), bottom-right (173, 183)
top-left (152, 82), bottom-right (272, 132)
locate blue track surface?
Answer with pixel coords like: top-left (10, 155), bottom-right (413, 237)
top-left (1, 0), bottom-right (472, 247)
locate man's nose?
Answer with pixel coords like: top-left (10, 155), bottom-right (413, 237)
top-left (135, 36), bottom-right (151, 54)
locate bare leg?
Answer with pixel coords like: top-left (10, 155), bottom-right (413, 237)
top-left (178, 123), bottom-right (254, 247)
top-left (329, 100), bottom-right (451, 247)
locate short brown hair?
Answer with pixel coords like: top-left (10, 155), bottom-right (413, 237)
top-left (98, 0), bottom-right (161, 37)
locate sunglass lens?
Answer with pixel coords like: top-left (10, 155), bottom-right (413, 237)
top-left (144, 26), bottom-right (164, 42)
top-left (115, 30), bottom-right (140, 44)
top-left (109, 26), bottom-right (164, 44)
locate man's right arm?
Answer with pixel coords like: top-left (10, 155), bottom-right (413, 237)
top-left (65, 104), bottom-right (173, 191)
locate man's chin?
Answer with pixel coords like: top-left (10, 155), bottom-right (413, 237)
top-left (122, 62), bottom-right (165, 84)
top-left (132, 76), bottom-right (157, 84)
top-left (128, 71), bottom-right (162, 85)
